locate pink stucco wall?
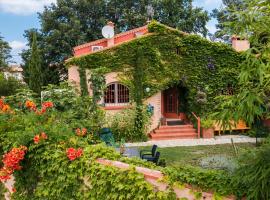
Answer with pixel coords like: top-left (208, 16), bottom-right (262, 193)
top-left (144, 92), bottom-right (162, 131)
top-left (68, 66), bottom-right (80, 88)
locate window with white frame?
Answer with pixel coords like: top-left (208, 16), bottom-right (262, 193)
top-left (104, 83), bottom-right (129, 105)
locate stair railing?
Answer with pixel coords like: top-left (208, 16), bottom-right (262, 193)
top-left (191, 112), bottom-right (200, 138)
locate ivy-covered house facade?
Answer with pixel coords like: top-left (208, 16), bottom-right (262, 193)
top-left (67, 21), bottom-right (249, 140)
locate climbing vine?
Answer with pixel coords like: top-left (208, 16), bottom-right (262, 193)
top-left (67, 21), bottom-right (243, 116)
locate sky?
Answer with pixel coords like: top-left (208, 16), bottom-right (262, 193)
top-left (0, 0), bottom-right (223, 64)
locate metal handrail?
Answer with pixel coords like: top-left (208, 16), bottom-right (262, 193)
top-left (191, 112), bottom-right (200, 138)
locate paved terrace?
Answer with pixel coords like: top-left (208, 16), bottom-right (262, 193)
top-left (125, 135), bottom-right (260, 147)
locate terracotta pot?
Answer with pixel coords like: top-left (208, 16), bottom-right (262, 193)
top-left (202, 128), bottom-right (214, 138)
top-left (261, 119), bottom-right (270, 128)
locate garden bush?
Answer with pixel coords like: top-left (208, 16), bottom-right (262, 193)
top-left (232, 138), bottom-right (270, 200)
top-left (106, 107), bottom-right (150, 142)
top-left (0, 73), bottom-right (25, 97)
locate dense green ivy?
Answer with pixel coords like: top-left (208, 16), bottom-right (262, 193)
top-left (67, 21), bottom-right (243, 116)
top-left (12, 143), bottom-right (173, 200)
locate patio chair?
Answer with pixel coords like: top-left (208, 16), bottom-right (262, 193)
top-left (142, 152), bottom-right (160, 164)
top-left (140, 144), bottom-right (158, 159)
top-left (99, 128), bottom-right (115, 146)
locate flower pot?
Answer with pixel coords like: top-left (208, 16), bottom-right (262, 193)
top-left (202, 128), bottom-right (214, 138)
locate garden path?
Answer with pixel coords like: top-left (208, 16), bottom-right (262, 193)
top-left (125, 135), bottom-right (260, 147)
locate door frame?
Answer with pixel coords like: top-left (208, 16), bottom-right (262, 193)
top-left (161, 86), bottom-right (180, 119)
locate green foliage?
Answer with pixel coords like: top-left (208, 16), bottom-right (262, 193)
top-left (213, 0), bottom-right (270, 128)
top-left (201, 118), bottom-right (214, 129)
top-left (232, 140), bottom-right (270, 200)
top-left (88, 67), bottom-right (107, 109)
top-left (68, 21), bottom-right (242, 116)
top-left (106, 107), bottom-right (150, 142)
top-left (164, 165), bottom-right (235, 196)
top-left (0, 34), bottom-right (11, 67)
top-left (0, 73), bottom-right (25, 96)
top-left (4, 88), bottom-right (37, 109)
top-left (11, 141), bottom-right (172, 200)
top-left (28, 32), bottom-right (44, 94)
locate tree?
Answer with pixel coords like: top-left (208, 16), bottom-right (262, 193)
top-left (214, 0), bottom-right (270, 126)
top-left (211, 0), bottom-right (245, 42)
top-left (0, 34), bottom-right (12, 67)
top-left (28, 32), bottom-right (44, 94)
top-left (22, 0), bottom-right (210, 83)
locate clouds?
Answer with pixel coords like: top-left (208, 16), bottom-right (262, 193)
top-left (9, 40), bottom-right (28, 64)
top-left (0, 0), bottom-right (56, 15)
top-left (9, 40), bottom-right (27, 51)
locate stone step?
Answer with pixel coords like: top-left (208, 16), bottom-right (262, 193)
top-left (155, 128), bottom-right (196, 134)
top-left (150, 132), bottom-right (197, 139)
top-left (158, 125), bottom-right (193, 129)
top-left (150, 134), bottom-right (197, 140)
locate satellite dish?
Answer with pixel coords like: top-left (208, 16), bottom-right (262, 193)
top-left (102, 25), bottom-right (115, 39)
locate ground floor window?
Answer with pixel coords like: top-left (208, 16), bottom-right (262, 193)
top-left (104, 83), bottom-right (129, 105)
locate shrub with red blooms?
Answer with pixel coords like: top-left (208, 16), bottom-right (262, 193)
top-left (66, 148), bottom-right (83, 161)
top-left (0, 146), bottom-right (27, 181)
top-left (25, 100), bottom-right (37, 111)
top-left (75, 128), bottom-right (87, 136)
top-left (33, 132), bottom-right (48, 144)
top-left (35, 101), bottom-right (54, 115)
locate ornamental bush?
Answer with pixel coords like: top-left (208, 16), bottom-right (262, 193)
top-left (106, 107), bottom-right (150, 142)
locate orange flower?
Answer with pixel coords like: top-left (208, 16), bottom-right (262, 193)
top-left (25, 100), bottom-right (36, 111)
top-left (2, 104), bottom-right (10, 112)
top-left (33, 135), bottom-right (40, 144)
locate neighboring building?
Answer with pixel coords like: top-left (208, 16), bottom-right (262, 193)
top-left (67, 21), bottom-right (250, 140)
top-left (1, 65), bottom-right (24, 82)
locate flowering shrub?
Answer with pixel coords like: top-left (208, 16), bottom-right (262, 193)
top-left (0, 146), bottom-right (27, 181)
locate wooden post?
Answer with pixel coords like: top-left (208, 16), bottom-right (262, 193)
top-left (198, 117), bottom-right (200, 138)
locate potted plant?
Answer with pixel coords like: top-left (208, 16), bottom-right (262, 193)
top-left (201, 118), bottom-right (215, 138)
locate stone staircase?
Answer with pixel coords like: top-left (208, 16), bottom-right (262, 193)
top-left (149, 123), bottom-right (198, 140)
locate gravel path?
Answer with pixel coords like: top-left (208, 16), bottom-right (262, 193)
top-left (125, 135), bottom-right (260, 147)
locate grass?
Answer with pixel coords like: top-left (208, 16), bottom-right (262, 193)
top-left (139, 143), bottom-right (256, 168)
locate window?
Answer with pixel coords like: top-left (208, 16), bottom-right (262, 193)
top-left (104, 83), bottom-right (129, 105)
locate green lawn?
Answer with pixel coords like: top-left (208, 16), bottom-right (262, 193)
top-left (139, 143), bottom-right (255, 168)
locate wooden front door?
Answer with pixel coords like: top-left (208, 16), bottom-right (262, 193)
top-left (163, 87), bottom-right (179, 118)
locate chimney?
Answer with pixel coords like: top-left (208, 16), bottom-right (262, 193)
top-left (231, 35), bottom-right (250, 52)
top-left (107, 21), bottom-right (115, 47)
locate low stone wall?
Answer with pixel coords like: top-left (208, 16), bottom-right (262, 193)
top-left (96, 158), bottom-right (235, 200)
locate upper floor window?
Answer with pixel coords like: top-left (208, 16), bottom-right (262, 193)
top-left (104, 83), bottom-right (129, 105)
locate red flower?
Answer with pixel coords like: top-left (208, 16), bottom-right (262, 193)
top-left (33, 135), bottom-right (40, 144)
top-left (0, 146), bottom-right (27, 181)
top-left (42, 102), bottom-right (53, 109)
top-left (66, 148), bottom-right (83, 161)
top-left (66, 148), bottom-right (77, 161)
top-left (12, 188), bottom-right (16, 193)
top-left (76, 148), bottom-right (83, 158)
top-left (41, 132), bottom-right (48, 139)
